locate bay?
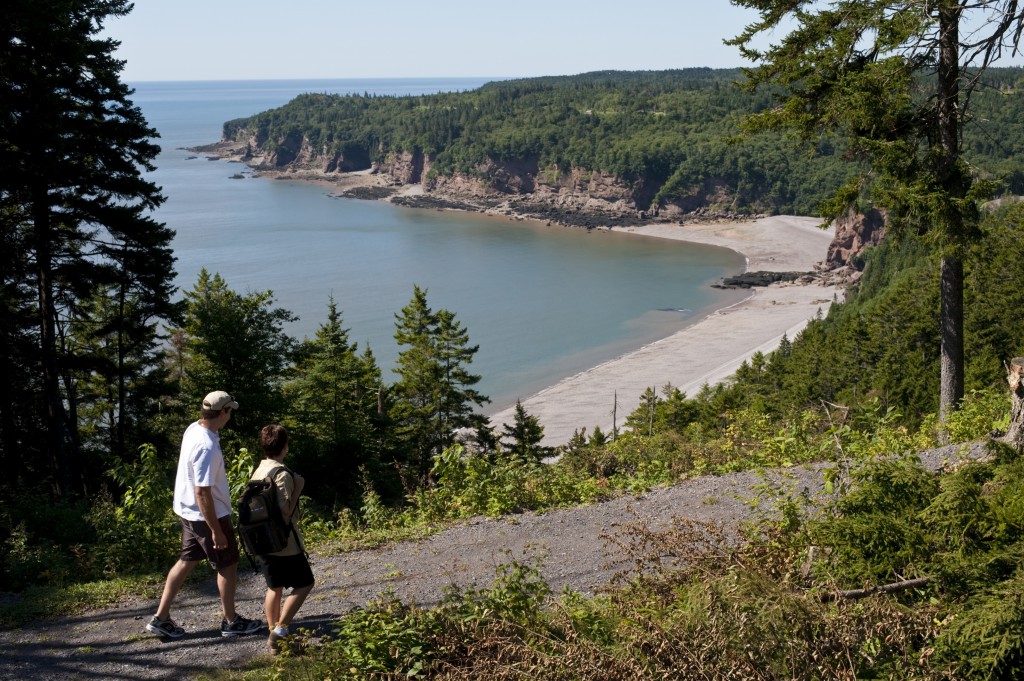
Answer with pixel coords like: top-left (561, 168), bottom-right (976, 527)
top-left (131, 78), bottom-right (745, 413)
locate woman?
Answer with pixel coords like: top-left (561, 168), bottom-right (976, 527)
top-left (253, 424), bottom-right (315, 653)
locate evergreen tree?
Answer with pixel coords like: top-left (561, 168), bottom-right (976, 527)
top-left (173, 269), bottom-right (296, 441)
top-left (392, 286), bottom-right (489, 482)
top-left (501, 400), bottom-right (546, 463)
top-left (391, 286), bottom-right (442, 478)
top-left (285, 298), bottom-right (386, 506)
top-left (625, 387), bottom-right (660, 437)
top-left (71, 286), bottom-right (175, 464)
top-left (728, 0), bottom-right (1024, 428)
top-left (435, 309), bottom-right (490, 438)
top-left (1, 0), bottom-right (176, 496)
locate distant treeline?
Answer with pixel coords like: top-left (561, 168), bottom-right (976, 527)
top-left (224, 68), bottom-right (1024, 215)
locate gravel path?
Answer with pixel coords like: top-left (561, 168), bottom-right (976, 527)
top-left (0, 444), bottom-right (982, 680)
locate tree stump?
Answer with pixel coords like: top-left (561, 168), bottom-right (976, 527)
top-left (1004, 357), bottom-right (1024, 449)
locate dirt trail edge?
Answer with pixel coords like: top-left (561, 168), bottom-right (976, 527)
top-left (0, 443), bottom-right (982, 680)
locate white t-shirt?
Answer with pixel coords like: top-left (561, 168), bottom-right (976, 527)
top-left (173, 421), bottom-right (232, 521)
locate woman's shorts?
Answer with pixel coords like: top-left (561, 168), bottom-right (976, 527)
top-left (262, 552), bottom-right (315, 590)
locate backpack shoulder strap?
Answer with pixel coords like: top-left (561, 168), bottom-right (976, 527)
top-left (265, 465), bottom-right (306, 557)
top-left (266, 464), bottom-right (292, 483)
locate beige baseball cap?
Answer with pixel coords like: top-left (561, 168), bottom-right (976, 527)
top-left (202, 391), bottom-right (239, 411)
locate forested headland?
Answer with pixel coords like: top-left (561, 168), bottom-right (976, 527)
top-left (218, 67), bottom-right (1024, 224)
top-left (6, 0), bottom-right (1024, 677)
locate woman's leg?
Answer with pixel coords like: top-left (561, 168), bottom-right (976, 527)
top-left (264, 586), bottom-right (283, 630)
top-left (278, 583), bottom-right (313, 627)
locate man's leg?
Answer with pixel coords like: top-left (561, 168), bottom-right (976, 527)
top-left (216, 561), bottom-right (238, 622)
top-left (155, 559), bottom-right (199, 620)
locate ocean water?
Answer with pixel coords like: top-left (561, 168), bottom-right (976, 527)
top-left (130, 78), bottom-right (745, 412)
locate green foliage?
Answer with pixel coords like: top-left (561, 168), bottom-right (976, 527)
top-left (417, 445), bottom-right (606, 521)
top-left (499, 399), bottom-right (547, 463)
top-left (1, 0), bottom-right (177, 501)
top-left (446, 553), bottom-right (552, 628)
top-left (813, 454), bottom-right (940, 584)
top-left (325, 594), bottom-right (439, 677)
top-left (935, 574), bottom-right (1024, 679)
top-left (391, 286), bottom-right (489, 481)
top-left (171, 269), bottom-right (297, 439)
top-left (225, 447), bottom-right (256, 502)
top-left (1, 523), bottom-right (82, 592)
top-left (89, 443), bottom-right (179, 577)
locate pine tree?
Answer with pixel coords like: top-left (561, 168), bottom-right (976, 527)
top-left (71, 286), bottom-right (173, 463)
top-left (501, 400), bottom-right (546, 462)
top-left (435, 309), bottom-right (489, 439)
top-left (285, 298), bottom-right (386, 505)
top-left (728, 0), bottom-right (1024, 429)
top-left (173, 269), bottom-right (296, 439)
top-left (1, 0), bottom-right (176, 496)
top-left (392, 286), bottom-right (489, 482)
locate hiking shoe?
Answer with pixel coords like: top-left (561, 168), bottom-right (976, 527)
top-left (221, 614), bottom-right (262, 637)
top-left (146, 616), bottom-right (185, 639)
top-left (268, 625), bottom-right (287, 654)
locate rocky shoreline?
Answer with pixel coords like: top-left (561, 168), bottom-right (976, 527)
top-left (188, 140), bottom-right (768, 232)
top-left (186, 139), bottom-right (870, 293)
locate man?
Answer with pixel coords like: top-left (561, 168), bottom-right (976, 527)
top-left (146, 391), bottom-right (262, 639)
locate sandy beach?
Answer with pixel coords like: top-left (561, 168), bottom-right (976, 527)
top-left (487, 215), bottom-right (841, 446)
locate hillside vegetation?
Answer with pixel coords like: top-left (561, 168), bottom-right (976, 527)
top-left (223, 68), bottom-right (1024, 217)
top-left (7, 3), bottom-right (1024, 674)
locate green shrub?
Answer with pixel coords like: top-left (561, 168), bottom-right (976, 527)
top-left (934, 574), bottom-right (1024, 679)
top-left (1, 523), bottom-right (79, 591)
top-left (90, 443), bottom-right (179, 576)
top-left (812, 454), bottom-right (940, 585)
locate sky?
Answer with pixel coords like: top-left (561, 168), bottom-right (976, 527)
top-left (104, 0), bottom-right (767, 81)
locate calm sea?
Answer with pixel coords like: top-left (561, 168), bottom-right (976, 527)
top-left (130, 78), bottom-right (745, 413)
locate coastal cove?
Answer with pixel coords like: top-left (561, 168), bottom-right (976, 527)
top-left (133, 79), bottom-right (756, 418)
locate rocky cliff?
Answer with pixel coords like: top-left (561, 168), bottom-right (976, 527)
top-left (219, 128), bottom-right (869, 273)
top-left (825, 207), bottom-right (886, 270)
top-left (225, 127), bottom-right (746, 223)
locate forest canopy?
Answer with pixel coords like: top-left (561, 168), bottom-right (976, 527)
top-left (224, 68), bottom-right (1024, 216)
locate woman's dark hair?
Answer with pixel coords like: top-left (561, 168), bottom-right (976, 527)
top-left (260, 424), bottom-right (288, 458)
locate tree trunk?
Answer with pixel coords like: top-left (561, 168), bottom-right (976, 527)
top-left (1003, 357), bottom-right (1024, 449)
top-left (939, 255), bottom-right (965, 433)
top-left (33, 192), bottom-right (76, 496)
top-left (936, 4), bottom-right (965, 437)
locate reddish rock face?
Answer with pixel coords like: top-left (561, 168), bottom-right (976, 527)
top-left (825, 208), bottom-right (886, 270)
top-left (376, 150), bottom-right (426, 184)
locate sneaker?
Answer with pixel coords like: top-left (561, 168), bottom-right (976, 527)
top-left (146, 615), bottom-right (185, 639)
top-left (268, 625), bottom-right (288, 654)
top-left (221, 614), bottom-right (262, 637)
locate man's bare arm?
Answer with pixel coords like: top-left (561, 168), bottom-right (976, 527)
top-left (195, 486), bottom-right (227, 549)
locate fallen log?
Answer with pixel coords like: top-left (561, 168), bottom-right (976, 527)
top-left (820, 576), bottom-right (932, 602)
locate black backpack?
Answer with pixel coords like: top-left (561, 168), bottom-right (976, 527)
top-left (237, 466), bottom-right (294, 562)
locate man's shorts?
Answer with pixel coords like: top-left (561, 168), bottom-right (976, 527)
top-left (179, 516), bottom-right (240, 569)
top-left (261, 552), bottom-right (315, 590)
